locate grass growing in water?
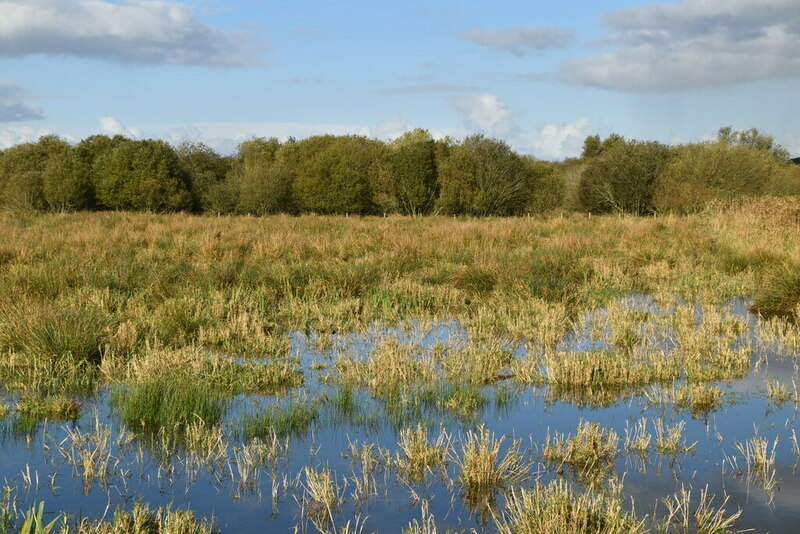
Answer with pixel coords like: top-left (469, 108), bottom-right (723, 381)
top-left (112, 376), bottom-right (223, 435)
top-left (242, 397), bottom-right (319, 438)
top-left (498, 479), bottom-right (644, 534)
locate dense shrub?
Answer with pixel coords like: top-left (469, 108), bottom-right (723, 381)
top-left (290, 135), bottom-right (383, 214)
top-left (0, 136), bottom-right (90, 211)
top-left (436, 135), bottom-right (532, 216)
top-left (653, 141), bottom-right (791, 213)
top-left (176, 141), bottom-right (231, 212)
top-left (93, 139), bottom-right (192, 212)
top-left (373, 129), bottom-right (439, 215)
top-left (579, 139), bottom-right (673, 215)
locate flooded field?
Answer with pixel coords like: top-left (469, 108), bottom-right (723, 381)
top-left (1, 295), bottom-right (798, 533)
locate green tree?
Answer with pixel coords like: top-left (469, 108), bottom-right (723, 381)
top-left (524, 158), bottom-right (565, 214)
top-left (717, 126), bottom-right (790, 161)
top-left (290, 135), bottom-right (382, 214)
top-left (579, 139), bottom-right (673, 214)
top-left (93, 139), bottom-right (192, 212)
top-left (654, 141), bottom-right (797, 212)
top-left (176, 141), bottom-right (231, 212)
top-left (435, 135), bottom-right (531, 216)
top-left (375, 129), bottom-right (438, 215)
top-left (0, 136), bottom-right (90, 211)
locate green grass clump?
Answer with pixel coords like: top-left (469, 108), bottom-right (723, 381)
top-left (750, 262), bottom-right (800, 318)
top-left (16, 395), bottom-right (81, 422)
top-left (242, 398), bottom-right (319, 438)
top-left (675, 384), bottom-right (724, 418)
top-left (543, 421), bottom-right (619, 481)
top-left (0, 301), bottom-right (108, 365)
top-left (64, 501), bottom-right (217, 533)
top-left (112, 377), bottom-right (223, 434)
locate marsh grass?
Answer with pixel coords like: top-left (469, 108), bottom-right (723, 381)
top-left (654, 420), bottom-right (696, 455)
top-left (750, 262), bottom-right (800, 319)
top-left (543, 421), bottom-right (619, 483)
top-left (242, 397), bottom-right (319, 438)
top-left (660, 485), bottom-right (743, 534)
top-left (14, 395), bottom-right (80, 432)
top-left (301, 467), bottom-right (345, 530)
top-left (454, 428), bottom-right (531, 509)
top-left (498, 479), bottom-right (644, 534)
top-left (65, 502), bottom-right (218, 534)
top-left (674, 384), bottom-right (724, 418)
top-left (111, 376), bottom-right (223, 436)
top-left (395, 424), bottom-right (450, 483)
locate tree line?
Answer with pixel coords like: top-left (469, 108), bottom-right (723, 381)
top-left (0, 127), bottom-right (797, 216)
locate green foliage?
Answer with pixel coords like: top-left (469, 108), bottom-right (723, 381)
top-left (0, 136), bottom-right (88, 211)
top-left (375, 129), bottom-right (439, 215)
top-left (653, 141), bottom-right (788, 213)
top-left (436, 135), bottom-right (532, 216)
top-left (290, 135), bottom-right (382, 214)
top-left (525, 159), bottom-right (565, 214)
top-left (717, 126), bottom-right (790, 161)
top-left (176, 141), bottom-right (231, 212)
top-left (581, 133), bottom-right (625, 159)
top-left (93, 139), bottom-right (192, 212)
top-left (750, 262), bottom-right (800, 318)
top-left (112, 376), bottom-right (224, 433)
top-left (579, 139), bottom-right (673, 214)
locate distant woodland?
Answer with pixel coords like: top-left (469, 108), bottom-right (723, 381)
top-left (1, 126), bottom-right (797, 216)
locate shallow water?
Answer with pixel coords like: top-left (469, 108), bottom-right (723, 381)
top-left (1, 296), bottom-right (799, 532)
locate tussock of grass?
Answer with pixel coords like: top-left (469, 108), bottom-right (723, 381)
top-left (543, 421), bottom-right (619, 481)
top-left (16, 394), bottom-right (81, 423)
top-left (750, 262), bottom-right (800, 318)
top-left (242, 397), bottom-right (319, 438)
top-left (454, 428), bottom-right (531, 507)
top-left (112, 376), bottom-right (223, 434)
top-left (396, 424), bottom-right (450, 482)
top-left (675, 384), bottom-right (724, 418)
top-left (498, 479), bottom-right (644, 534)
top-left (66, 502), bottom-right (218, 533)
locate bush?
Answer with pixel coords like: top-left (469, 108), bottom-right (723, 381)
top-left (579, 139), bottom-right (673, 214)
top-left (289, 135), bottom-right (383, 214)
top-left (436, 135), bottom-right (532, 216)
top-left (653, 141), bottom-right (789, 213)
top-left (93, 139), bottom-right (192, 212)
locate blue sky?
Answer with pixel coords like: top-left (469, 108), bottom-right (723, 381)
top-left (1, 0), bottom-right (798, 159)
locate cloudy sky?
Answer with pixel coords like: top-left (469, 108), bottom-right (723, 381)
top-left (1, 0), bottom-right (799, 159)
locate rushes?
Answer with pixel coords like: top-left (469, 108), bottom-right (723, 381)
top-left (396, 424), bottom-right (449, 482)
top-left (112, 376), bottom-right (224, 434)
top-left (674, 384), bottom-right (724, 418)
top-left (661, 485), bottom-right (742, 534)
top-left (455, 428), bottom-right (530, 506)
top-left (654, 420), bottom-right (696, 455)
top-left (543, 421), bottom-right (619, 481)
top-left (498, 479), bottom-right (644, 534)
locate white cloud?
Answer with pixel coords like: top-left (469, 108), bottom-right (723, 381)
top-left (459, 26), bottom-right (573, 56)
top-left (449, 94), bottom-right (518, 137)
top-left (561, 0), bottom-right (800, 91)
top-left (99, 116), bottom-right (141, 138)
top-left (0, 79), bottom-right (44, 122)
top-left (529, 118), bottom-right (592, 160)
top-left (0, 124), bottom-right (52, 148)
top-left (0, 0), bottom-right (252, 66)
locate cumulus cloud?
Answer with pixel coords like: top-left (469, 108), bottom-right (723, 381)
top-left (449, 94), bottom-right (518, 137)
top-left (0, 0), bottom-right (251, 66)
top-left (0, 124), bottom-right (52, 148)
top-left (529, 118), bottom-right (593, 160)
top-left (459, 26), bottom-right (573, 56)
top-left (100, 116), bottom-right (142, 138)
top-left (0, 79), bottom-right (44, 122)
top-left (561, 0), bottom-right (800, 91)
